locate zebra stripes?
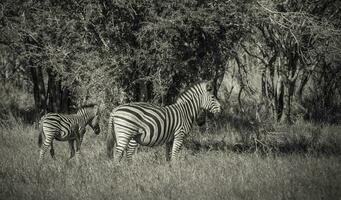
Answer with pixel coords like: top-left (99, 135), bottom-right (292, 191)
top-left (106, 81), bottom-right (221, 162)
top-left (38, 104), bottom-right (101, 163)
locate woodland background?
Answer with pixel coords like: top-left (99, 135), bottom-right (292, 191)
top-left (1, 0), bottom-right (340, 125)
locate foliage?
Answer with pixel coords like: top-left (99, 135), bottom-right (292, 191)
top-left (1, 0), bottom-right (250, 107)
top-left (227, 0), bottom-right (341, 123)
top-left (0, 0), bottom-right (340, 123)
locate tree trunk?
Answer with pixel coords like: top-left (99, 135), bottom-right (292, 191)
top-left (275, 75), bottom-right (284, 121)
top-left (261, 68), bottom-right (267, 97)
top-left (282, 51), bottom-right (299, 123)
top-left (282, 80), bottom-right (295, 123)
top-left (213, 63), bottom-right (225, 97)
top-left (47, 70), bottom-right (55, 112)
top-left (61, 87), bottom-right (71, 113)
top-left (47, 69), bottom-right (62, 112)
top-left (55, 78), bottom-right (62, 112)
top-left (30, 66), bottom-right (46, 116)
top-left (296, 72), bottom-right (309, 104)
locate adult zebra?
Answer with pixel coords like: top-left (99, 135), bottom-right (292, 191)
top-left (38, 104), bottom-right (101, 163)
top-left (106, 81), bottom-right (221, 162)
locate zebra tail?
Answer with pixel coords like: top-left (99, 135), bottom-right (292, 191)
top-left (106, 113), bottom-right (116, 159)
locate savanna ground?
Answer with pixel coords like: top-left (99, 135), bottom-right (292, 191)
top-left (1, 111), bottom-right (341, 200)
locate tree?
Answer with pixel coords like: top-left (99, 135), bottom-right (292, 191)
top-left (1, 0), bottom-right (340, 125)
top-left (240, 0), bottom-right (341, 123)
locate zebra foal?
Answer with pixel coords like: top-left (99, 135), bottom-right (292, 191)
top-left (38, 104), bottom-right (101, 164)
top-left (106, 81), bottom-right (221, 162)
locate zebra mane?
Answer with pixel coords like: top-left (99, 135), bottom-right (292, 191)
top-left (79, 103), bottom-right (97, 109)
top-left (176, 82), bottom-right (206, 102)
top-left (75, 103), bottom-right (100, 119)
top-left (76, 104), bottom-right (98, 115)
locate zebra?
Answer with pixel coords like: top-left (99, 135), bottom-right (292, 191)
top-left (106, 81), bottom-right (221, 162)
top-left (38, 104), bottom-right (101, 163)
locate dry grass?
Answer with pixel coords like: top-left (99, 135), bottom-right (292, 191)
top-left (0, 116), bottom-right (341, 200)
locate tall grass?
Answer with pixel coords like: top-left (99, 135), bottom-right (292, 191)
top-left (1, 115), bottom-right (340, 200)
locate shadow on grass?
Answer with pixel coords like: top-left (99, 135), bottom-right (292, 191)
top-left (0, 104), bottom-right (39, 124)
top-left (183, 138), bottom-right (341, 157)
top-left (194, 111), bottom-right (341, 156)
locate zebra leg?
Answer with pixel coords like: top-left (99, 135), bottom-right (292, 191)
top-left (38, 144), bottom-right (49, 164)
top-left (50, 141), bottom-right (56, 160)
top-left (79, 128), bottom-right (86, 146)
top-left (74, 137), bottom-right (82, 164)
top-left (68, 140), bottom-right (75, 160)
top-left (126, 139), bottom-right (138, 162)
top-left (71, 124), bottom-right (81, 163)
top-left (114, 134), bottom-right (132, 163)
top-left (170, 132), bottom-right (185, 161)
top-left (38, 134), bottom-right (54, 164)
top-left (75, 133), bottom-right (81, 157)
top-left (165, 140), bottom-right (173, 161)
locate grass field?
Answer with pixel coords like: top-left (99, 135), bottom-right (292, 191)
top-left (0, 115), bottom-right (340, 200)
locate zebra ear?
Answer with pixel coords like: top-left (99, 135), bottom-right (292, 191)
top-left (94, 105), bottom-right (100, 115)
top-left (206, 81), bottom-right (213, 92)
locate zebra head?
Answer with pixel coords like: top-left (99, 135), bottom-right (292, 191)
top-left (90, 115), bottom-right (101, 135)
top-left (201, 81), bottom-right (221, 114)
top-left (78, 104), bottom-right (101, 135)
